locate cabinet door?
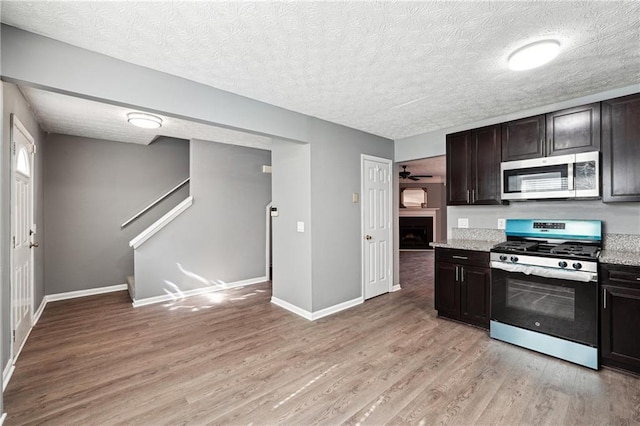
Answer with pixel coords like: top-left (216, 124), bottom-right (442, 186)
top-left (460, 265), bottom-right (490, 328)
top-left (472, 125), bottom-right (502, 205)
top-left (501, 115), bottom-right (545, 161)
top-left (601, 285), bottom-right (640, 374)
top-left (546, 103), bottom-right (600, 156)
top-left (446, 131), bottom-right (471, 205)
top-left (602, 93), bottom-right (640, 202)
top-left (435, 261), bottom-right (460, 320)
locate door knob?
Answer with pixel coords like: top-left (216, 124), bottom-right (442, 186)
top-left (365, 235), bottom-right (372, 240)
top-left (30, 242), bottom-right (39, 248)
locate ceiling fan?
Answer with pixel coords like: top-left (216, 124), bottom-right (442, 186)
top-left (399, 165), bottom-right (432, 181)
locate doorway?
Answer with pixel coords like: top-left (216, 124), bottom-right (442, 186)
top-left (397, 155), bottom-right (447, 295)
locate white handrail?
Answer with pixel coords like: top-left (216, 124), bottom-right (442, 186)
top-left (121, 178), bottom-right (190, 228)
top-left (129, 196), bottom-right (193, 249)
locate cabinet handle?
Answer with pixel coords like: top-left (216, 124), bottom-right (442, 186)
top-left (603, 288), bottom-right (607, 309)
top-left (461, 266), bottom-right (465, 282)
top-left (455, 266), bottom-right (459, 282)
top-left (452, 255), bottom-right (468, 260)
top-left (472, 189), bottom-right (475, 203)
top-left (467, 189), bottom-right (470, 204)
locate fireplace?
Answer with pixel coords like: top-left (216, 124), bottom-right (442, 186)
top-left (399, 217), bottom-right (433, 250)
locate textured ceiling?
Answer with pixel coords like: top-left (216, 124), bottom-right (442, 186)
top-left (3, 1), bottom-right (640, 140)
top-left (19, 86), bottom-right (272, 149)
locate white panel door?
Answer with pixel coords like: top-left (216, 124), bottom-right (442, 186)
top-left (362, 156), bottom-right (392, 299)
top-left (11, 115), bottom-right (36, 358)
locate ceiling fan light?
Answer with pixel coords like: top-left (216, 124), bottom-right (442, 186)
top-left (127, 112), bottom-right (163, 129)
top-left (508, 39), bottom-right (561, 71)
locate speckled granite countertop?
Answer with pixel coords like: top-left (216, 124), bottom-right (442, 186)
top-left (429, 229), bottom-right (640, 265)
top-left (430, 240), bottom-right (499, 252)
top-left (599, 250), bottom-right (640, 267)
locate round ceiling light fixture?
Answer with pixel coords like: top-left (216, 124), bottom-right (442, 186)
top-left (508, 39), bottom-right (561, 71)
top-left (127, 112), bottom-right (163, 129)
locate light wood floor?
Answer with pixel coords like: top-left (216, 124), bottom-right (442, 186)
top-left (5, 251), bottom-right (640, 425)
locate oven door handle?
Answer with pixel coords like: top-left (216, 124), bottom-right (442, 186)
top-left (490, 261), bottom-right (597, 282)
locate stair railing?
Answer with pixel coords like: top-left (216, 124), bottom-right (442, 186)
top-left (121, 177), bottom-right (190, 229)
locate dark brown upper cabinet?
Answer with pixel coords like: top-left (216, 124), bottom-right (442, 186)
top-left (546, 103), bottom-right (601, 156)
top-left (446, 125), bottom-right (502, 205)
top-left (501, 115), bottom-right (545, 161)
top-left (446, 131), bottom-right (471, 205)
top-left (602, 93), bottom-right (640, 202)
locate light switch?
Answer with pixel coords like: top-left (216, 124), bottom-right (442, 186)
top-left (352, 192), bottom-right (359, 203)
top-left (497, 218), bottom-right (506, 230)
top-left (458, 218), bottom-right (469, 228)
top-left (297, 221), bottom-right (305, 232)
top-left (270, 207), bottom-right (279, 217)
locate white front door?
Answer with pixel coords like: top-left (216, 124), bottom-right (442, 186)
top-left (11, 115), bottom-right (36, 358)
top-left (362, 155), bottom-right (392, 299)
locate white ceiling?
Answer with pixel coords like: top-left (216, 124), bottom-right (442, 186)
top-left (3, 1), bottom-right (640, 142)
top-left (19, 86), bottom-right (272, 149)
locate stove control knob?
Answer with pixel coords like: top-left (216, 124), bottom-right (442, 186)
top-left (573, 262), bottom-right (582, 270)
top-left (510, 256), bottom-right (519, 263)
top-left (499, 255), bottom-right (508, 261)
top-left (558, 261), bottom-right (568, 268)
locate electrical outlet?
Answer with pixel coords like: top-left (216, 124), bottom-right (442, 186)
top-left (497, 218), bottom-right (506, 230)
top-left (458, 218), bottom-right (469, 228)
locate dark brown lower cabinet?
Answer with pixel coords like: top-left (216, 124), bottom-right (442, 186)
top-left (434, 248), bottom-right (490, 329)
top-left (600, 264), bottom-right (640, 375)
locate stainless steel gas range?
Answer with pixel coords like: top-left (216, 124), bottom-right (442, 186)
top-left (490, 219), bottom-right (602, 369)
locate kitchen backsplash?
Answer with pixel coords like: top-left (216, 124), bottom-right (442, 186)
top-left (450, 227), bottom-right (504, 242)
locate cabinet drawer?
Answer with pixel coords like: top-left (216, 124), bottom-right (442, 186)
top-left (435, 248), bottom-right (489, 267)
top-left (601, 264), bottom-right (640, 288)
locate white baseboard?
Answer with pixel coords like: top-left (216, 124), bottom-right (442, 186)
top-left (392, 284), bottom-right (402, 292)
top-left (311, 296), bottom-right (363, 320)
top-left (33, 297), bottom-right (47, 325)
top-left (3, 358), bottom-right (15, 392)
top-left (271, 296), bottom-right (363, 321)
top-left (270, 297), bottom-right (313, 320)
top-left (132, 276), bottom-right (268, 308)
top-left (0, 413), bottom-right (6, 425)
top-left (45, 283), bottom-right (128, 303)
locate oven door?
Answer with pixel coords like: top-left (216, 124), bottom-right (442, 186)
top-left (490, 262), bottom-right (598, 346)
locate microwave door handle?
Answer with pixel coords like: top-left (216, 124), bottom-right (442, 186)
top-left (567, 163), bottom-right (574, 190)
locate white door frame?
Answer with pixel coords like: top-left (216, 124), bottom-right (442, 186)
top-left (360, 154), bottom-right (393, 298)
top-left (9, 114), bottom-right (36, 360)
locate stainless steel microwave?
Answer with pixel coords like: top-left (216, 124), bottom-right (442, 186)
top-left (501, 151), bottom-right (600, 200)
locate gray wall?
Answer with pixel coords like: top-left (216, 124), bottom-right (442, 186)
top-left (2, 83), bottom-right (45, 374)
top-left (448, 201), bottom-right (640, 238)
top-left (1, 25), bottom-right (310, 143)
top-left (2, 25), bottom-right (395, 317)
top-left (44, 134), bottom-right (189, 294)
top-left (271, 140), bottom-right (312, 311)
top-left (400, 182), bottom-right (445, 208)
top-left (308, 119), bottom-right (394, 311)
top-left (134, 140), bottom-right (271, 300)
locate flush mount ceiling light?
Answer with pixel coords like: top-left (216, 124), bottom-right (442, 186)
top-left (127, 112), bottom-right (163, 129)
top-left (508, 39), bottom-right (561, 71)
